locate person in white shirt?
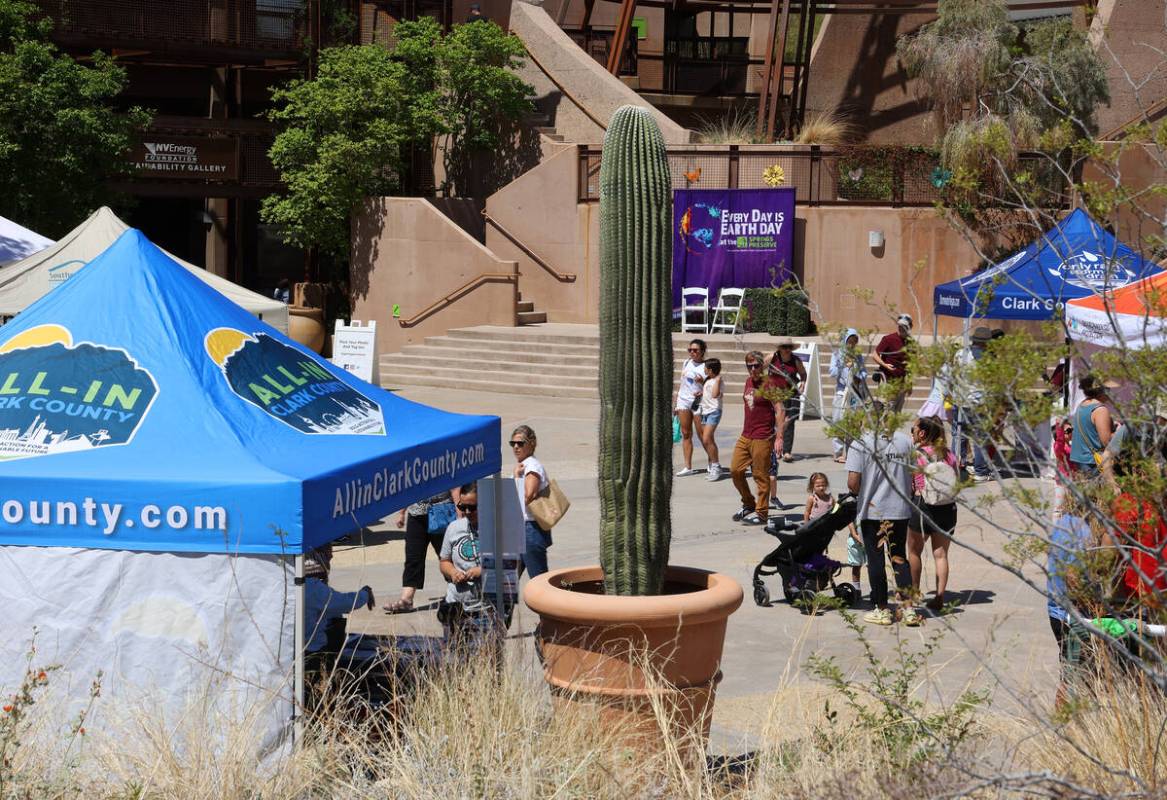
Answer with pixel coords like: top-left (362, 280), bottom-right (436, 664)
top-left (698, 358), bottom-right (724, 480)
top-left (510, 425), bottom-right (552, 576)
top-left (674, 339), bottom-right (707, 476)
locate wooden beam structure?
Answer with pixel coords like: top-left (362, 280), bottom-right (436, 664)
top-left (607, 0), bottom-right (638, 74)
top-left (765, 0), bottom-right (792, 140)
top-left (754, 0), bottom-right (783, 139)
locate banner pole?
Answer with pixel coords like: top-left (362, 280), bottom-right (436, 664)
top-left (491, 475), bottom-right (506, 622)
top-left (293, 554), bottom-right (304, 746)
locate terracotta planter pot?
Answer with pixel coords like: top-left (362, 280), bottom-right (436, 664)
top-left (523, 565), bottom-right (742, 749)
top-left (287, 305), bottom-right (326, 354)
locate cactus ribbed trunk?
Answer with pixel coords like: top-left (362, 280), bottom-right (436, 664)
top-left (598, 106), bottom-right (673, 597)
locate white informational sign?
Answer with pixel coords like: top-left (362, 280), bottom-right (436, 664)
top-left (793, 342), bottom-right (823, 420)
top-left (330, 319), bottom-right (377, 384)
top-left (478, 474), bottom-right (526, 616)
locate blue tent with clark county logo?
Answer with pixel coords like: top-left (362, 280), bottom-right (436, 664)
top-left (933, 208), bottom-right (1162, 320)
top-left (0, 229), bottom-right (500, 756)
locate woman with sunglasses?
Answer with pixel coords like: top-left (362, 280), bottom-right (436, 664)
top-left (674, 339), bottom-right (707, 477)
top-left (510, 425), bottom-right (552, 577)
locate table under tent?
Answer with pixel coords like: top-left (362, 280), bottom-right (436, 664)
top-left (0, 214), bottom-right (52, 266)
top-left (0, 230), bottom-right (499, 755)
top-left (0, 206), bottom-right (288, 333)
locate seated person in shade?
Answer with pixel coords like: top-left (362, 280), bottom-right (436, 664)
top-left (302, 545), bottom-right (374, 655)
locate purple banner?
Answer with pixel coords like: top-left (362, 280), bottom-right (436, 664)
top-left (672, 188), bottom-right (796, 310)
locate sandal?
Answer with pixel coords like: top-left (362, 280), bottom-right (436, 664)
top-left (383, 598), bottom-right (414, 614)
top-left (782, 454), bottom-right (794, 463)
top-left (834, 456), bottom-right (847, 464)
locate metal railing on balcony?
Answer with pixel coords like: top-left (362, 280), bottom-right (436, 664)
top-left (37, 0), bottom-right (311, 57)
top-left (577, 145), bottom-right (1073, 208)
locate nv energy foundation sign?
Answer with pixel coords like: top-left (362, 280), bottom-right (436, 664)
top-left (130, 135), bottom-right (238, 181)
top-left (672, 188), bottom-right (796, 310)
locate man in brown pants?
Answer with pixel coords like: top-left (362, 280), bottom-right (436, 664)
top-left (730, 350), bottom-right (788, 525)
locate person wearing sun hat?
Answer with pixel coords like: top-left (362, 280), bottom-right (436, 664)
top-left (873, 313), bottom-right (914, 412)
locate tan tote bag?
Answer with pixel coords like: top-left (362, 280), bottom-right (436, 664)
top-left (527, 479), bottom-right (571, 530)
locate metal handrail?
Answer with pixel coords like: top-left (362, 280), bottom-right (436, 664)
top-left (398, 272), bottom-right (518, 328)
top-left (483, 213), bottom-right (577, 283)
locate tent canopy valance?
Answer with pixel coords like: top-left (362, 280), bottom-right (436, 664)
top-left (0, 230), bottom-right (500, 554)
top-left (933, 209), bottom-right (1162, 321)
top-left (0, 207), bottom-right (289, 332)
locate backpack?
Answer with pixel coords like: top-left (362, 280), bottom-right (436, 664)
top-left (920, 450), bottom-right (959, 506)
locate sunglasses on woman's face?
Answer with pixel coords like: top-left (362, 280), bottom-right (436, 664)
top-left (746, 362), bottom-right (761, 370)
top-left (509, 440), bottom-right (528, 447)
top-left (458, 503), bottom-right (478, 512)
top-left (688, 347), bottom-right (702, 353)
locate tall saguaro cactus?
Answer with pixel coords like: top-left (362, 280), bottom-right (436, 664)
top-left (598, 106), bottom-right (674, 597)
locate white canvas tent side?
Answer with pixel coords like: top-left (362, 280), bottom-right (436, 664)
top-left (0, 207), bottom-right (288, 332)
top-left (0, 214), bottom-right (52, 265)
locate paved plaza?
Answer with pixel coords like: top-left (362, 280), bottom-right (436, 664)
top-left (335, 385), bottom-right (1058, 751)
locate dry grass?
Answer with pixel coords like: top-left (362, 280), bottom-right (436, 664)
top-left (794, 112), bottom-right (852, 147)
top-left (3, 637), bottom-right (1165, 799)
top-left (694, 108), bottom-right (769, 145)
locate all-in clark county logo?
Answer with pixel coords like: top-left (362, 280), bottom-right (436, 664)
top-left (205, 328), bottom-right (385, 435)
top-left (0, 324), bottom-right (158, 460)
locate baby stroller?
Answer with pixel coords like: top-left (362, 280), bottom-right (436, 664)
top-left (752, 493), bottom-right (860, 610)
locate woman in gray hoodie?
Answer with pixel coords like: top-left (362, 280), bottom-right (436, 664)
top-left (828, 328), bottom-right (867, 462)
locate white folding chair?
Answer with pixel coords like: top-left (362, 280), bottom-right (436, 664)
top-left (710, 287), bottom-right (745, 334)
top-left (679, 286), bottom-right (709, 333)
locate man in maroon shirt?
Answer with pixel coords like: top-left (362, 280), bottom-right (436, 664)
top-left (873, 313), bottom-right (913, 412)
top-left (730, 350), bottom-right (788, 524)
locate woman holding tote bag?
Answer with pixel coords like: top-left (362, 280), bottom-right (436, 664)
top-left (510, 425), bottom-right (563, 578)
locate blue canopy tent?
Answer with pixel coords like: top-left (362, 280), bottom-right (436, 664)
top-left (0, 230), bottom-right (499, 753)
top-left (933, 208), bottom-right (1162, 321)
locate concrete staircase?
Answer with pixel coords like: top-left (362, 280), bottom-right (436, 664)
top-left (516, 292), bottom-right (547, 325)
top-left (380, 324), bottom-right (934, 406)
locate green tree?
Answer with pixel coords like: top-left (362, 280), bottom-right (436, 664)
top-left (262, 19), bottom-right (533, 256)
top-left (0, 0), bottom-right (149, 237)
top-left (261, 44), bottom-right (415, 257)
top-left (898, 0), bottom-right (1108, 181)
top-left (435, 20), bottom-right (534, 196)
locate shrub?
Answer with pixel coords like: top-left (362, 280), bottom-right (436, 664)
top-left (743, 285), bottom-right (812, 336)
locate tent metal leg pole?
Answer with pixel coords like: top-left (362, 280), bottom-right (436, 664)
top-left (491, 475), bottom-right (505, 622)
top-left (294, 554), bottom-right (304, 747)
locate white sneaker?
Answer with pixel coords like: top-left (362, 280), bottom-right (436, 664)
top-left (706, 465), bottom-right (721, 481)
top-left (675, 467), bottom-right (699, 477)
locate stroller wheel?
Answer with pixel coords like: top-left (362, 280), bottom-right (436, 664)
top-left (834, 583), bottom-right (859, 607)
top-left (753, 583), bottom-right (771, 607)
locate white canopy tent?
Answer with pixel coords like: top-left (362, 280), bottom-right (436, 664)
top-left (0, 214), bottom-right (52, 265)
top-left (0, 207), bottom-right (288, 332)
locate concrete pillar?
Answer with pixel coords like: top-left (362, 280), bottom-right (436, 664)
top-left (204, 198), bottom-right (230, 278)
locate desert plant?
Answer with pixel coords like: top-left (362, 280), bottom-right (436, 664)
top-left (597, 106), bottom-right (674, 597)
top-left (794, 112), bottom-right (851, 146)
top-left (694, 106), bottom-right (769, 144)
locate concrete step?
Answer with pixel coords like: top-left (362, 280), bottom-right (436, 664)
top-left (445, 326), bottom-right (601, 345)
top-left (516, 300), bottom-right (535, 313)
top-left (407, 336), bottom-right (600, 358)
top-left (381, 372), bottom-right (594, 399)
top-left (517, 310), bottom-right (548, 325)
top-left (382, 355), bottom-right (596, 387)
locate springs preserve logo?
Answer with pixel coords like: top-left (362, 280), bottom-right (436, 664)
top-left (0, 325), bottom-right (159, 461)
top-left (204, 329), bottom-right (385, 436)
